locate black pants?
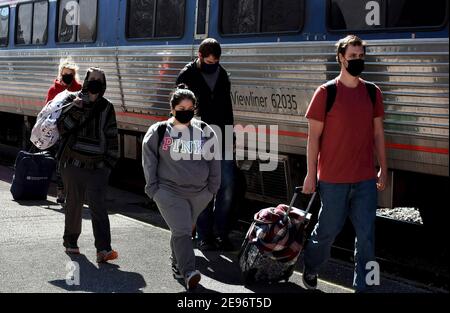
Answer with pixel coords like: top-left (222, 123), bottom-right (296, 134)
top-left (61, 164), bottom-right (112, 252)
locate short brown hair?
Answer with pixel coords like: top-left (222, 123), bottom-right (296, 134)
top-left (335, 35), bottom-right (366, 64)
top-left (198, 38), bottom-right (221, 59)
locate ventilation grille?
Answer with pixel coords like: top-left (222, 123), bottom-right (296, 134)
top-left (239, 155), bottom-right (291, 204)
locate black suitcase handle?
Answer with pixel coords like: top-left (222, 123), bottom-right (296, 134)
top-left (286, 186), bottom-right (317, 217)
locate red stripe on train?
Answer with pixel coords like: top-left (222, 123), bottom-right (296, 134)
top-left (0, 98), bottom-right (447, 155)
top-left (245, 127), bottom-right (448, 155)
top-left (126, 115), bottom-right (448, 155)
top-left (0, 97), bottom-right (43, 107)
top-left (385, 143), bottom-right (448, 155)
top-left (234, 125), bottom-right (309, 138)
top-left (116, 111), bottom-right (167, 121)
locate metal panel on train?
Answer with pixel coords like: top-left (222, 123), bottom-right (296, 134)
top-left (0, 37), bottom-right (448, 176)
top-left (225, 39), bottom-right (449, 177)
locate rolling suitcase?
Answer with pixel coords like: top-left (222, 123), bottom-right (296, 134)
top-left (10, 150), bottom-right (56, 200)
top-left (238, 187), bottom-right (317, 284)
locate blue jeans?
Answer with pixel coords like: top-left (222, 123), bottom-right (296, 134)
top-left (196, 160), bottom-right (235, 240)
top-left (303, 179), bottom-right (377, 291)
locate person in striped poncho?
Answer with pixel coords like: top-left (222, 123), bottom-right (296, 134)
top-left (57, 67), bottom-right (119, 263)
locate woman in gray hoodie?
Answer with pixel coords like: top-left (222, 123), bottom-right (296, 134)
top-left (142, 85), bottom-right (221, 290)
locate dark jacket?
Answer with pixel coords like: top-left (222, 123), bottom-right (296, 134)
top-left (57, 96), bottom-right (119, 170)
top-left (176, 59), bottom-right (234, 135)
top-left (57, 73), bottom-right (118, 170)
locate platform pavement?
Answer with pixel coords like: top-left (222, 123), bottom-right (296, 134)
top-left (0, 165), bottom-right (441, 293)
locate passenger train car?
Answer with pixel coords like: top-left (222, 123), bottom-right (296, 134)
top-left (0, 0), bottom-right (448, 221)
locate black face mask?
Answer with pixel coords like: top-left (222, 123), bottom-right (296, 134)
top-left (62, 74), bottom-right (74, 85)
top-left (345, 59), bottom-right (365, 77)
top-left (201, 60), bottom-right (219, 74)
top-left (87, 80), bottom-right (103, 94)
top-left (174, 110), bottom-right (194, 124)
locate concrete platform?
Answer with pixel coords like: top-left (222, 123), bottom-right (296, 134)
top-left (0, 165), bottom-right (442, 293)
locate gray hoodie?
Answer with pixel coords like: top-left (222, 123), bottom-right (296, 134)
top-left (142, 118), bottom-right (221, 199)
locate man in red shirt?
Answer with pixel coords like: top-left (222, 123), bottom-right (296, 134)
top-left (301, 35), bottom-right (387, 292)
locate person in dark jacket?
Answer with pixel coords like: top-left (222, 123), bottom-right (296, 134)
top-left (176, 38), bottom-right (235, 251)
top-left (45, 57), bottom-right (82, 204)
top-left (57, 67), bottom-right (119, 263)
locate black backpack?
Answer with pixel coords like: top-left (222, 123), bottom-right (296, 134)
top-left (324, 79), bottom-right (377, 113)
top-left (156, 121), bottom-right (168, 150)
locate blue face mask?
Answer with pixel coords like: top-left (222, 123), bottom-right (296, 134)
top-left (201, 60), bottom-right (219, 74)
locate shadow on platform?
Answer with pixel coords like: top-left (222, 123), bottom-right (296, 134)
top-left (48, 254), bottom-right (147, 293)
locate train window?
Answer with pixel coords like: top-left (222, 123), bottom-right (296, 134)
top-left (127, 0), bottom-right (185, 39)
top-left (16, 1), bottom-right (48, 45)
top-left (195, 0), bottom-right (209, 39)
top-left (78, 0), bottom-right (97, 41)
top-left (328, 0), bottom-right (448, 31)
top-left (220, 0), bottom-right (304, 35)
top-left (16, 3), bottom-right (32, 44)
top-left (0, 6), bottom-right (9, 47)
top-left (386, 0), bottom-right (447, 28)
top-left (58, 0), bottom-right (75, 42)
top-left (261, 0), bottom-right (304, 33)
top-left (221, 0), bottom-right (258, 34)
top-left (128, 0), bottom-right (155, 38)
top-left (57, 0), bottom-right (97, 43)
top-left (33, 1), bottom-right (48, 44)
top-left (155, 0), bottom-right (185, 37)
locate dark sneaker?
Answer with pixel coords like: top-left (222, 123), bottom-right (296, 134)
top-left (302, 270), bottom-right (318, 290)
top-left (96, 250), bottom-right (118, 263)
top-left (56, 188), bottom-right (65, 204)
top-left (215, 236), bottom-right (234, 251)
top-left (172, 263), bottom-right (183, 279)
top-left (185, 270), bottom-right (201, 290)
top-left (198, 239), bottom-right (217, 251)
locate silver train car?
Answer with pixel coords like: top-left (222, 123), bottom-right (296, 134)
top-left (0, 0), bottom-right (448, 213)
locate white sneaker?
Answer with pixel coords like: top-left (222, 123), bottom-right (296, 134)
top-left (185, 270), bottom-right (201, 290)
